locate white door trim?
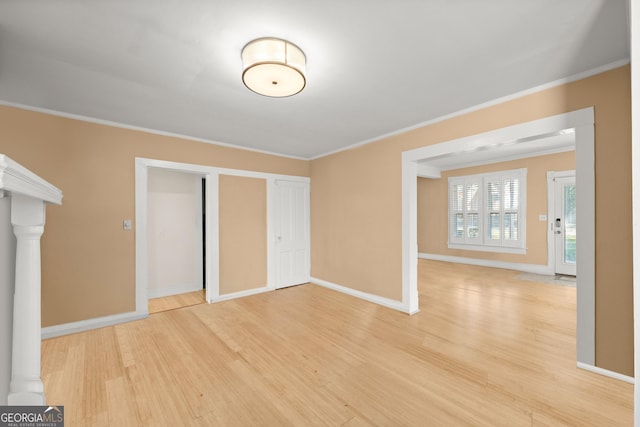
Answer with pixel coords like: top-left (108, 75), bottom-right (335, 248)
top-left (402, 107), bottom-right (595, 365)
top-left (207, 172), bottom-right (218, 303)
top-left (135, 158), bottom-right (213, 312)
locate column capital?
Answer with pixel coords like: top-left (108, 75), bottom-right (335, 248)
top-left (11, 195), bottom-right (45, 228)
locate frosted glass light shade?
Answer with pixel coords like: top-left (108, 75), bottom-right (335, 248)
top-left (241, 38), bottom-right (306, 97)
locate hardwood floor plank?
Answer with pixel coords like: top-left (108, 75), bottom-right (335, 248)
top-left (41, 260), bottom-right (633, 426)
top-left (148, 289), bottom-right (205, 314)
top-left (105, 375), bottom-right (142, 427)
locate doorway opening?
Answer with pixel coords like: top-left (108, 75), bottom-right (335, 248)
top-left (402, 107), bottom-right (595, 367)
top-left (145, 167), bottom-right (207, 314)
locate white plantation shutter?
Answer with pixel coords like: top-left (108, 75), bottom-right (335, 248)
top-left (449, 169), bottom-right (526, 251)
top-left (487, 179), bottom-right (501, 242)
top-left (503, 177), bottom-right (519, 242)
top-left (449, 180), bottom-right (465, 243)
top-left (465, 182), bottom-right (481, 242)
top-left (449, 178), bottom-right (482, 244)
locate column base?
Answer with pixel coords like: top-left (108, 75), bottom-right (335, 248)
top-left (8, 377), bottom-right (45, 405)
top-left (8, 390), bottom-right (45, 405)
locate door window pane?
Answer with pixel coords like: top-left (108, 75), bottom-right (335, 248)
top-left (564, 184), bottom-right (576, 264)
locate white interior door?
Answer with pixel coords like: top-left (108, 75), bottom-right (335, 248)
top-left (554, 175), bottom-right (577, 276)
top-left (275, 180), bottom-right (310, 289)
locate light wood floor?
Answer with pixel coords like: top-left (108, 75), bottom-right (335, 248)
top-left (41, 260), bottom-right (633, 426)
top-left (148, 289), bottom-right (206, 314)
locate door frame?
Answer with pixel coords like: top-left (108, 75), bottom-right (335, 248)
top-left (547, 170), bottom-right (576, 275)
top-left (135, 158), bottom-right (215, 313)
top-left (134, 157), bottom-right (310, 316)
top-left (402, 107), bottom-right (595, 366)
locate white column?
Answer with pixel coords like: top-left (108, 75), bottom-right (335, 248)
top-left (7, 195), bottom-right (46, 405)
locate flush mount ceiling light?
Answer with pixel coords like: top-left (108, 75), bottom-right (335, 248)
top-left (241, 37), bottom-right (306, 97)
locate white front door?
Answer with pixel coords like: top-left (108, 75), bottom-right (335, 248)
top-left (554, 175), bottom-right (576, 276)
top-left (274, 180), bottom-right (310, 289)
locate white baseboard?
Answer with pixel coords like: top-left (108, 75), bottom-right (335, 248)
top-left (148, 283), bottom-right (203, 299)
top-left (210, 286), bottom-right (274, 303)
top-left (310, 277), bottom-right (410, 314)
top-left (577, 362), bottom-right (635, 384)
top-left (41, 311), bottom-right (147, 340)
top-left (418, 253), bottom-right (554, 275)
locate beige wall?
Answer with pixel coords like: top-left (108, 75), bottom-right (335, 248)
top-left (0, 106), bottom-right (309, 327)
top-left (0, 66), bottom-right (632, 376)
top-left (219, 175), bottom-right (267, 295)
top-left (311, 66), bottom-right (632, 375)
top-left (418, 151), bottom-right (576, 265)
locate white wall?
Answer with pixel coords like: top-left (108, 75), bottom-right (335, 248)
top-left (0, 197), bottom-right (16, 404)
top-left (147, 168), bottom-right (203, 298)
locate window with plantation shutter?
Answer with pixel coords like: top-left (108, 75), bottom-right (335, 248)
top-left (448, 168), bottom-right (526, 254)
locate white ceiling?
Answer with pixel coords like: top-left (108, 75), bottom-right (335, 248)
top-left (0, 1), bottom-right (629, 159)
